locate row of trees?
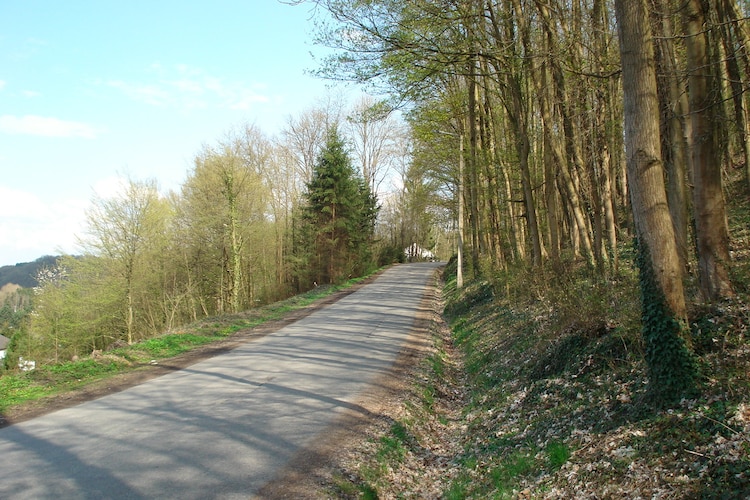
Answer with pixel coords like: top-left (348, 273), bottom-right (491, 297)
top-left (302, 0), bottom-right (748, 399)
top-left (5, 99), bottom-right (421, 367)
top-left (8, 1), bottom-right (747, 402)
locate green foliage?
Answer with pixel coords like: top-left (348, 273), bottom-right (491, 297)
top-left (353, 419), bottom-right (416, 496)
top-left (293, 127), bottom-right (379, 286)
top-left (376, 244), bottom-right (406, 266)
top-left (377, 422), bottom-right (410, 464)
top-left (546, 441), bottom-right (571, 469)
top-left (0, 358), bottom-right (128, 412)
top-left (636, 239), bottom-right (700, 402)
top-left (490, 450), bottom-right (536, 492)
top-left (444, 474), bottom-right (471, 500)
top-left (26, 255), bottom-right (123, 364)
top-left (181, 135), bottom-right (273, 315)
top-left (0, 374), bottom-right (56, 412)
top-left (0, 286), bottom-right (34, 357)
top-left (40, 358), bottom-right (125, 383)
top-left (444, 447), bottom-right (537, 499)
top-left (131, 334), bottom-right (219, 359)
top-left (443, 278), bottom-right (494, 318)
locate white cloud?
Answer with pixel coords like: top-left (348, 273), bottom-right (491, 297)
top-left (0, 115), bottom-right (99, 139)
top-left (107, 80), bottom-right (173, 108)
top-left (0, 80), bottom-right (6, 91)
top-left (0, 185), bottom-right (87, 264)
top-left (108, 64), bottom-right (269, 111)
top-left (0, 186), bottom-right (47, 218)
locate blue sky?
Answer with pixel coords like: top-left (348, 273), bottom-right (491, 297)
top-left (0, 0), bottom-right (346, 266)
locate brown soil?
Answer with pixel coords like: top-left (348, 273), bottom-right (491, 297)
top-left (0, 268), bottom-right (443, 499)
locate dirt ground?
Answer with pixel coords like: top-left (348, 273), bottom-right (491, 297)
top-left (1, 269), bottom-right (442, 499)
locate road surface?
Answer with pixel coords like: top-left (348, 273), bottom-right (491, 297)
top-left (0, 262), bottom-right (442, 499)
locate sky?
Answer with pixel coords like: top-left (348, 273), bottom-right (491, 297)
top-left (0, 0), bottom-right (348, 267)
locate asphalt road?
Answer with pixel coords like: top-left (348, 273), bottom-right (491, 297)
top-left (0, 262), bottom-right (442, 499)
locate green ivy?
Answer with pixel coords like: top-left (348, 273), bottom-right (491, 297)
top-left (636, 238), bottom-right (700, 402)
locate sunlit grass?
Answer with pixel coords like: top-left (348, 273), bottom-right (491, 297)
top-left (0, 376), bottom-right (56, 413)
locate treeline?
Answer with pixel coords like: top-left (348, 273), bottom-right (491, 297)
top-left (304, 0), bottom-right (749, 400)
top-left (4, 100), bottom-right (424, 368)
top-left (0, 256), bottom-right (59, 289)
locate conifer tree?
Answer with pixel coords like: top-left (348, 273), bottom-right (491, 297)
top-left (300, 127), bottom-right (377, 285)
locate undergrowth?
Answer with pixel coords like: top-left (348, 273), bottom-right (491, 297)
top-left (440, 244), bottom-right (750, 497)
top-left (342, 180), bottom-right (750, 498)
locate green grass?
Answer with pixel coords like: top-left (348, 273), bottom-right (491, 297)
top-left (377, 423), bottom-right (409, 464)
top-left (0, 376), bottom-right (56, 413)
top-left (43, 358), bottom-right (125, 382)
top-left (546, 440), bottom-right (571, 469)
top-left (128, 334), bottom-right (220, 359)
top-left (491, 450), bottom-right (536, 492)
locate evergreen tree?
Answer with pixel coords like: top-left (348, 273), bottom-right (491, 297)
top-left (350, 177), bottom-right (379, 275)
top-left (299, 128), bottom-right (377, 285)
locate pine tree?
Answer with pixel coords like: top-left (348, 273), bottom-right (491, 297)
top-left (300, 128), bottom-right (377, 285)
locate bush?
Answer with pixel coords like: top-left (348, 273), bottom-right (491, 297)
top-left (378, 244), bottom-right (406, 266)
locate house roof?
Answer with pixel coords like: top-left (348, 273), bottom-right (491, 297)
top-left (0, 335), bottom-right (10, 350)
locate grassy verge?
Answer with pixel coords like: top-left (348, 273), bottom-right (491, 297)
top-left (0, 274), bottom-right (373, 415)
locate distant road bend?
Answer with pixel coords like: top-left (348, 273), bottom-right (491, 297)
top-left (0, 262), bottom-right (443, 499)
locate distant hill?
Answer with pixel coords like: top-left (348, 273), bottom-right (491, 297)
top-left (0, 256), bottom-right (60, 288)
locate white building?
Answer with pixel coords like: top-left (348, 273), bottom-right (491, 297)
top-left (404, 243), bottom-right (435, 262)
top-left (0, 334), bottom-right (9, 361)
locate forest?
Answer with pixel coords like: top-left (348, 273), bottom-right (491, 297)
top-left (0, 101), bottom-right (426, 368)
top-left (297, 0), bottom-right (750, 402)
top-left (1, 0), bottom-right (749, 402)
top-left (290, 1), bottom-right (750, 495)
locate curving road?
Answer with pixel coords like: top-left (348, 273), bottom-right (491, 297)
top-left (0, 262), bottom-right (442, 499)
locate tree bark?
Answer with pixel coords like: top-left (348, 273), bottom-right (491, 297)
top-left (616, 0), bottom-right (688, 320)
top-left (683, 0), bottom-right (735, 301)
top-left (718, 0), bottom-right (750, 189)
top-left (653, 1), bottom-right (691, 273)
top-left (491, 0), bottom-right (543, 267)
top-left (616, 0), bottom-right (699, 398)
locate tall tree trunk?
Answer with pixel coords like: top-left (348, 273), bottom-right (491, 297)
top-left (615, 0), bottom-right (698, 399)
top-left (481, 70), bottom-right (507, 267)
top-left (534, 0), bottom-right (597, 268)
top-left (592, 0), bottom-right (619, 273)
top-left (538, 61), bottom-right (561, 268)
top-left (653, 1), bottom-right (691, 273)
top-left (466, 70), bottom-right (483, 273)
top-left (717, 0), bottom-right (750, 189)
top-left (683, 0), bottom-right (735, 301)
top-left (718, 0), bottom-right (750, 188)
top-left (458, 132), bottom-right (465, 288)
top-left (492, 0), bottom-right (543, 267)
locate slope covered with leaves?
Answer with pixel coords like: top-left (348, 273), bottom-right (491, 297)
top-left (440, 264), bottom-right (749, 498)
top-left (327, 181), bottom-right (750, 499)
